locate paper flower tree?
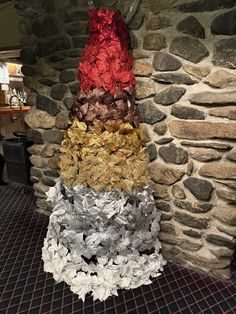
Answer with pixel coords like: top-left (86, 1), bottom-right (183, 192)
top-left (42, 8), bottom-right (165, 301)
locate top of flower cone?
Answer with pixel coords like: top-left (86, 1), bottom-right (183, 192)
top-left (78, 9), bottom-right (136, 95)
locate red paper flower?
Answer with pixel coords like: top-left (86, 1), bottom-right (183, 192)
top-left (78, 9), bottom-right (136, 95)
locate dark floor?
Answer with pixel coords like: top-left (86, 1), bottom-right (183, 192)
top-left (0, 183), bottom-right (236, 314)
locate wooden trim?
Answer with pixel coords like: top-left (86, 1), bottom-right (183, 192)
top-left (0, 47), bottom-right (21, 59)
top-left (0, 105), bottom-right (30, 115)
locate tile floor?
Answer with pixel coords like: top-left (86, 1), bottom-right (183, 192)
top-left (0, 183), bottom-right (236, 314)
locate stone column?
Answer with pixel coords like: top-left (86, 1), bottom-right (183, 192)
top-left (16, 0), bottom-right (236, 279)
top-left (15, 0), bottom-right (89, 213)
top-left (121, 0), bottom-right (236, 279)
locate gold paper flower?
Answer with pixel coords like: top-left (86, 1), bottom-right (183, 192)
top-left (60, 119), bottom-right (150, 194)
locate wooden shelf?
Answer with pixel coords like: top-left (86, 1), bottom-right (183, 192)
top-left (9, 76), bottom-right (23, 82)
top-left (9, 74), bottom-right (22, 78)
top-left (0, 105), bottom-right (30, 115)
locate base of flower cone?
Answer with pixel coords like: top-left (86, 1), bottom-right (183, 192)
top-left (42, 180), bottom-right (166, 301)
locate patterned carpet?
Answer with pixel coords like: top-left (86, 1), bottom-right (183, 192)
top-left (0, 183), bottom-right (236, 314)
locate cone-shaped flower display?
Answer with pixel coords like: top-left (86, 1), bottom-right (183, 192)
top-left (42, 8), bottom-right (165, 301)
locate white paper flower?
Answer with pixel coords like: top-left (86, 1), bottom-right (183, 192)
top-left (42, 180), bottom-right (166, 301)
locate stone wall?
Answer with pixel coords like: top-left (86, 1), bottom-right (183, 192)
top-left (15, 0), bottom-right (89, 213)
top-left (15, 0), bottom-right (236, 279)
top-left (132, 0), bottom-right (236, 280)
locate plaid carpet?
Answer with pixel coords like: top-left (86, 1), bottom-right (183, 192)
top-left (0, 183), bottom-right (236, 314)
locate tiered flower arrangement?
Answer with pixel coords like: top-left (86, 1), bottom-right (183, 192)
top-left (42, 8), bottom-right (165, 301)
